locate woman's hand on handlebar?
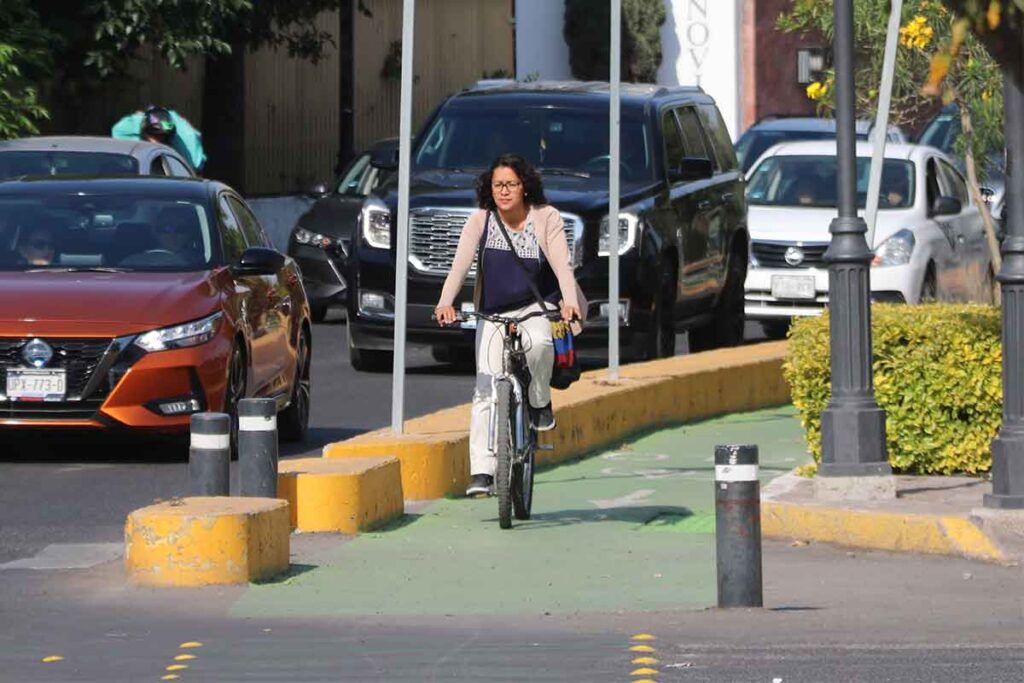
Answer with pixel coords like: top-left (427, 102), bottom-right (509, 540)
top-left (435, 305), bottom-right (457, 327)
top-left (560, 304), bottom-right (581, 324)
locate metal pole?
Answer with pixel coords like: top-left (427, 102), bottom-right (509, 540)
top-left (608, 0), bottom-right (622, 380)
top-left (864, 0), bottom-right (902, 249)
top-left (986, 47), bottom-right (1024, 510)
top-left (188, 412), bottom-right (230, 496)
top-left (238, 398), bottom-right (278, 497)
top-left (391, 0), bottom-right (416, 434)
top-left (714, 444), bottom-right (762, 608)
top-left (818, 0), bottom-right (890, 478)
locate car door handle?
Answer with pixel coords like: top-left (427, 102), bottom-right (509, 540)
top-left (697, 200), bottom-right (713, 211)
top-left (720, 193), bottom-right (735, 205)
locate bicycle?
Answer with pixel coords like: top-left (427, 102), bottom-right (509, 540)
top-left (441, 307), bottom-right (562, 529)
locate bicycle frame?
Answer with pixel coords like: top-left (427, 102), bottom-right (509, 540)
top-left (485, 322), bottom-right (532, 462)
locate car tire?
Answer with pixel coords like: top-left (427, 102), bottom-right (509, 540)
top-left (645, 277), bottom-right (677, 361)
top-left (762, 320), bottom-right (790, 340)
top-left (279, 327), bottom-right (311, 443)
top-left (310, 304), bottom-right (328, 324)
top-left (689, 249), bottom-right (747, 352)
top-left (224, 341), bottom-right (247, 460)
top-left (348, 326), bottom-right (392, 372)
top-left (920, 264), bottom-right (937, 303)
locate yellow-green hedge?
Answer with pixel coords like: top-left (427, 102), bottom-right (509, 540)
top-left (784, 303), bottom-right (1002, 474)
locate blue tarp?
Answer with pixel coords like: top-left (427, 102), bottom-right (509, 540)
top-left (111, 110), bottom-right (206, 171)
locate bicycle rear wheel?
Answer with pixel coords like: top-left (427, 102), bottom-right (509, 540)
top-left (494, 379), bottom-right (514, 529)
top-left (512, 439), bottom-right (534, 520)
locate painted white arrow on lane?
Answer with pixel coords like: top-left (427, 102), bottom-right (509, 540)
top-left (588, 489), bottom-right (656, 509)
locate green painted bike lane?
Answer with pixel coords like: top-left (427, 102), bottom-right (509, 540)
top-left (232, 407), bottom-right (810, 618)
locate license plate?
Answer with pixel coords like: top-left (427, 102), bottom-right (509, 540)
top-left (460, 302), bottom-right (477, 329)
top-left (771, 275), bottom-right (816, 300)
top-left (5, 368), bottom-right (67, 401)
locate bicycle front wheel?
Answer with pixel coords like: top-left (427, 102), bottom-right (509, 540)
top-left (494, 379), bottom-right (514, 530)
top-left (512, 441), bottom-right (534, 520)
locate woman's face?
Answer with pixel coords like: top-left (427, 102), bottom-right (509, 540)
top-left (491, 166), bottom-right (525, 213)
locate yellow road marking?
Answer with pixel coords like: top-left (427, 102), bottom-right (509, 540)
top-left (41, 656), bottom-right (64, 663)
top-left (174, 654), bottom-right (197, 661)
top-left (630, 633), bottom-right (657, 641)
top-left (632, 657), bottom-right (659, 665)
top-left (166, 664), bottom-right (189, 671)
top-left (632, 679), bottom-right (658, 683)
top-left (631, 667), bottom-right (659, 675)
top-left (629, 644), bottom-right (655, 652)
top-left (161, 676), bottom-right (179, 681)
top-left (179, 641), bottom-right (203, 649)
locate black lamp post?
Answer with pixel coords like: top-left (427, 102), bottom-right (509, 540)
top-left (986, 45), bottom-right (1024, 510)
top-left (818, 0), bottom-right (890, 480)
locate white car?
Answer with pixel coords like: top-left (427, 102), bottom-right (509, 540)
top-left (743, 140), bottom-right (994, 334)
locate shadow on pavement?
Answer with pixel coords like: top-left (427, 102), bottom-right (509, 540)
top-left (495, 504), bottom-right (696, 529)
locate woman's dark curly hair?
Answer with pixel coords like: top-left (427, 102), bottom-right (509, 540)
top-left (475, 153), bottom-right (548, 210)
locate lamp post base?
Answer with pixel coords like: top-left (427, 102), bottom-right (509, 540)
top-left (985, 432), bottom-right (1024, 509)
top-left (818, 403), bottom-right (889, 474)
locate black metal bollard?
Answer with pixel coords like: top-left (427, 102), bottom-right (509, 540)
top-left (188, 412), bottom-right (231, 496)
top-left (238, 398), bottom-right (278, 497)
top-left (714, 444), bottom-right (763, 608)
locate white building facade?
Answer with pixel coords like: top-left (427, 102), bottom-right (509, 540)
top-left (515, 0), bottom-right (744, 140)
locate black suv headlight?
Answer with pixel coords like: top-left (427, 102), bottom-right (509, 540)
top-left (599, 212), bottom-right (639, 256)
top-left (360, 198), bottom-right (391, 249)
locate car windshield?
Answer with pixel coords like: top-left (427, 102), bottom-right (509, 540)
top-left (0, 193), bottom-right (217, 272)
top-left (414, 106), bottom-right (656, 182)
top-left (0, 151), bottom-right (139, 179)
top-left (746, 155), bottom-right (915, 209)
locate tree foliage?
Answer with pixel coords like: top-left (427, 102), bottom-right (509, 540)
top-left (563, 0), bottom-right (666, 83)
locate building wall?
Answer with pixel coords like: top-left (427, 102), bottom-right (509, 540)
top-left (514, 0), bottom-right (573, 80)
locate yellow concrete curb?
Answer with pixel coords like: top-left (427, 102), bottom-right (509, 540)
top-left (762, 501), bottom-right (1006, 563)
top-left (124, 497), bottom-right (290, 586)
top-left (326, 341), bottom-right (791, 499)
top-left (278, 456), bottom-right (404, 533)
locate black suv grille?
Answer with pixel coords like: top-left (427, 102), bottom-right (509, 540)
top-left (0, 337), bottom-right (114, 419)
top-left (752, 241), bottom-right (829, 269)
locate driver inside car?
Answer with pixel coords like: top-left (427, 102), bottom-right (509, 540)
top-left (150, 205), bottom-right (202, 265)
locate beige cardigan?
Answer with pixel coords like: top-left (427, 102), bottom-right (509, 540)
top-left (437, 205), bottom-right (587, 330)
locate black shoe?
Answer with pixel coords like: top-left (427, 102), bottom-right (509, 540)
top-left (532, 403), bottom-right (556, 432)
top-left (465, 474), bottom-right (493, 497)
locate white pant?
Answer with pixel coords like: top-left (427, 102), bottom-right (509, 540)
top-left (469, 302), bottom-right (554, 476)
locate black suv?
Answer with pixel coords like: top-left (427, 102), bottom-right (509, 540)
top-left (345, 81), bottom-right (749, 370)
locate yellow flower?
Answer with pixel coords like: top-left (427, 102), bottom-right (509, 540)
top-left (806, 81), bottom-right (823, 100)
top-left (899, 15), bottom-right (933, 50)
top-left (987, 0), bottom-right (1001, 30)
top-left (982, 89), bottom-right (992, 101)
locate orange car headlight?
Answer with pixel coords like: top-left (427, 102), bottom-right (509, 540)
top-left (134, 312), bottom-right (223, 353)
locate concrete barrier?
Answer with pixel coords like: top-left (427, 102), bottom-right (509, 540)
top-left (278, 456), bottom-right (404, 533)
top-left (124, 497), bottom-right (289, 586)
top-left (325, 341), bottom-right (791, 500)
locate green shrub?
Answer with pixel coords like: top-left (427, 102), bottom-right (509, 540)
top-left (563, 0), bottom-right (666, 83)
top-left (784, 303), bottom-right (1002, 475)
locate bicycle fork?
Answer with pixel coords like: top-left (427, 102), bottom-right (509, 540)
top-left (486, 375), bottom-right (528, 462)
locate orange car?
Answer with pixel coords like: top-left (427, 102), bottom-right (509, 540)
top-left (0, 176), bottom-right (311, 443)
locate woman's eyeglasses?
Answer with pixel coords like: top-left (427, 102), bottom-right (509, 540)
top-left (491, 181), bottom-right (522, 193)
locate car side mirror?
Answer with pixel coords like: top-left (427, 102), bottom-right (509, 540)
top-left (931, 195), bottom-right (962, 217)
top-left (370, 147), bottom-right (399, 171)
top-left (307, 182), bottom-right (330, 199)
top-left (235, 247), bottom-right (286, 276)
top-left (675, 156), bottom-right (714, 182)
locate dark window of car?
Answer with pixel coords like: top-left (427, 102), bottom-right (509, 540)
top-left (937, 159), bottom-right (969, 205)
top-left (218, 195), bottom-right (248, 262)
top-left (676, 107), bottom-right (712, 164)
top-left (925, 158), bottom-right (942, 209)
top-left (414, 105), bottom-right (656, 183)
top-left (734, 130), bottom-right (838, 173)
top-left (149, 157), bottom-right (168, 176)
top-left (0, 151), bottom-right (139, 178)
top-left (336, 153), bottom-right (372, 195)
top-left (698, 104), bottom-right (738, 172)
top-left (165, 156), bottom-right (193, 177)
top-left (661, 109), bottom-right (685, 179)
top-left (227, 195), bottom-right (272, 248)
top-left (0, 193), bottom-right (215, 271)
top-left (746, 155), bottom-right (914, 209)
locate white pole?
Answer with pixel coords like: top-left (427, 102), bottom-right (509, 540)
top-left (865, 0), bottom-right (903, 249)
top-left (391, 0), bottom-right (415, 434)
top-left (608, 0), bottom-right (622, 381)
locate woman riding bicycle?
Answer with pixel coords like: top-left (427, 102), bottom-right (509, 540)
top-left (434, 154), bottom-right (586, 497)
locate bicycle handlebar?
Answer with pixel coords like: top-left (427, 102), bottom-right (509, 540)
top-left (432, 308), bottom-right (568, 327)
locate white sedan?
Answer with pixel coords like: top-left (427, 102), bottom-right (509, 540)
top-left (743, 140), bottom-right (994, 334)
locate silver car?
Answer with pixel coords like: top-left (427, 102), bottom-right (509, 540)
top-left (0, 136), bottom-right (195, 179)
